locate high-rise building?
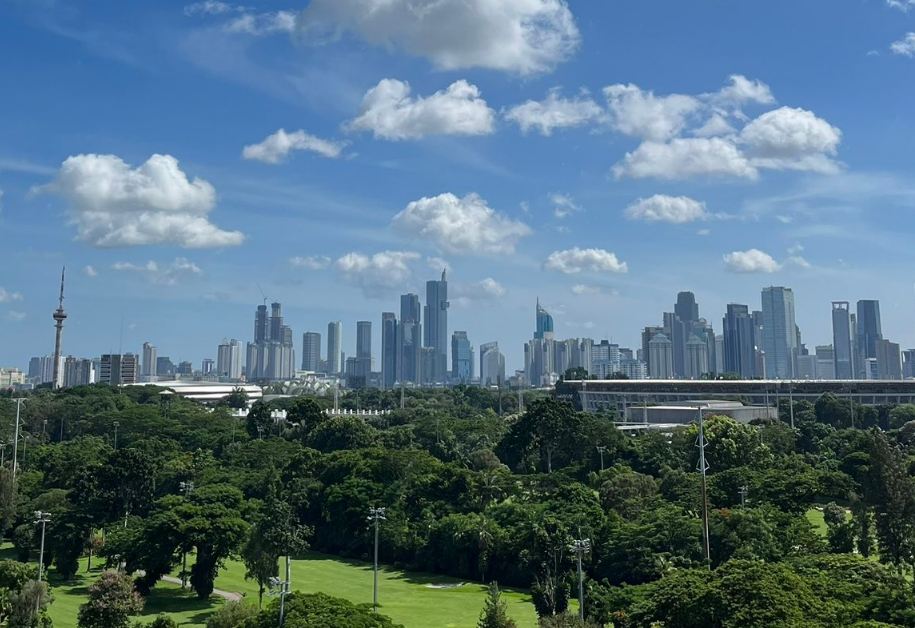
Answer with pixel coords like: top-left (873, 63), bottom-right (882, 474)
top-left (381, 313), bottom-right (398, 389)
top-left (675, 291), bottom-right (699, 323)
top-left (535, 299), bottom-right (554, 339)
top-left (831, 302), bottom-right (854, 379)
top-left (177, 361), bottom-right (193, 376)
top-left (399, 294), bottom-right (422, 385)
top-left (217, 339), bottom-right (242, 379)
top-left (451, 331), bottom-right (473, 383)
top-left (353, 321), bottom-right (372, 387)
top-left (648, 333), bottom-right (673, 379)
top-left (761, 286), bottom-right (798, 378)
top-left (142, 342), bottom-right (157, 379)
top-left (685, 334), bottom-right (709, 379)
top-left (856, 300), bottom-right (882, 378)
top-left (28, 356), bottom-right (60, 385)
top-left (202, 358), bottom-right (215, 375)
top-left (722, 304), bottom-right (756, 378)
top-left (156, 356), bottom-right (176, 378)
top-left (300, 332), bottom-right (322, 372)
top-left (480, 342), bottom-right (505, 387)
top-left (99, 353), bottom-right (138, 385)
top-left (902, 349), bottom-right (915, 379)
top-left (876, 339), bottom-right (902, 380)
top-left (247, 302), bottom-right (295, 380)
top-left (63, 357), bottom-right (94, 387)
top-left (424, 270), bottom-right (449, 383)
top-left (326, 321), bottom-right (342, 375)
top-left (815, 345), bottom-right (836, 379)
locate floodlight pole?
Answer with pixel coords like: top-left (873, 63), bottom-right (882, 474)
top-left (35, 511), bottom-right (51, 581)
top-left (570, 538), bottom-right (590, 621)
top-left (596, 446), bottom-right (607, 472)
top-left (697, 407), bottom-right (711, 568)
top-left (12, 398), bottom-right (25, 480)
top-left (368, 506), bottom-right (386, 612)
top-left (179, 481), bottom-right (195, 588)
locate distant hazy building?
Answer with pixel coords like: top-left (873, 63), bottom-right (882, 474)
top-left (675, 291), bottom-right (699, 323)
top-left (353, 321), bottom-right (372, 387)
top-left (301, 332), bottom-right (322, 372)
top-left (480, 342), bottom-right (505, 387)
top-left (424, 270), bottom-right (449, 383)
top-left (0, 368), bottom-right (25, 387)
top-left (685, 334), bottom-right (709, 379)
top-left (796, 354), bottom-right (817, 379)
top-left (816, 345), bottom-right (836, 379)
top-left (399, 293), bottom-right (422, 385)
top-left (247, 302), bottom-right (295, 380)
top-left (761, 286), bottom-right (798, 378)
top-left (876, 339), bottom-right (902, 380)
top-left (723, 304), bottom-right (756, 378)
top-left (142, 342), bottom-right (157, 379)
top-left (648, 333), bottom-right (673, 379)
top-left (28, 356), bottom-right (60, 385)
top-left (535, 299), bottom-right (554, 339)
top-left (903, 349), bottom-right (915, 379)
top-left (156, 356), bottom-right (176, 378)
top-left (381, 313), bottom-right (398, 388)
top-left (451, 331), bottom-right (473, 383)
top-left (63, 357), bottom-right (94, 387)
top-left (327, 321), bottom-right (342, 375)
top-left (831, 302), bottom-right (855, 379)
top-left (856, 300), bottom-right (882, 378)
top-left (216, 339), bottom-right (242, 379)
top-left (202, 358), bottom-right (215, 375)
top-left (99, 353), bottom-right (138, 385)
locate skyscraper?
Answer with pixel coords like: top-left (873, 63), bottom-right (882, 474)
top-left (399, 293), bottom-right (422, 385)
top-left (722, 304), bottom-right (756, 378)
top-left (479, 342), bottom-right (505, 387)
top-left (247, 302), bottom-right (295, 380)
top-left (831, 302), bottom-right (854, 379)
top-left (99, 353), bottom-right (138, 385)
top-left (424, 269), bottom-right (449, 383)
top-left (685, 334), bottom-right (709, 379)
top-left (355, 321), bottom-right (372, 386)
top-left (142, 342), bottom-right (157, 379)
top-left (648, 333), bottom-right (673, 379)
top-left (451, 331), bottom-right (473, 383)
top-left (381, 313), bottom-right (398, 389)
top-left (535, 299), bottom-right (554, 339)
top-left (675, 291), bottom-right (699, 323)
top-left (327, 321), bottom-right (342, 375)
top-left (761, 286), bottom-right (798, 379)
top-left (301, 332), bottom-right (322, 372)
top-left (217, 339), bottom-right (242, 379)
top-left (856, 300), bottom-right (882, 378)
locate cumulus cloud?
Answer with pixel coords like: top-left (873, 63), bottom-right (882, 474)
top-left (544, 247), bottom-right (628, 274)
top-left (83, 265), bottom-right (98, 278)
top-left (723, 249), bottom-right (781, 273)
top-left (0, 288), bottom-right (23, 303)
top-left (603, 84), bottom-right (701, 141)
top-left (625, 195), bottom-right (708, 223)
top-left (740, 107), bottom-right (842, 173)
top-left (452, 277), bottom-right (507, 306)
top-left (347, 79), bottom-right (495, 140)
top-left (111, 257), bottom-right (203, 285)
top-left (392, 192), bottom-right (532, 255)
top-left (504, 89), bottom-right (603, 136)
top-left (7, 311), bottom-right (26, 322)
top-left (290, 255), bottom-right (331, 270)
top-left (335, 250), bottom-right (420, 297)
top-left (551, 193), bottom-right (580, 219)
top-left (891, 32), bottom-right (915, 56)
top-left (712, 74), bottom-right (775, 106)
top-left (571, 284), bottom-right (599, 295)
top-left (613, 138), bottom-right (757, 180)
top-left (46, 153), bottom-right (244, 248)
top-left (243, 129), bottom-right (346, 163)
top-left (224, 11), bottom-right (296, 35)
top-left (887, 0), bottom-right (915, 11)
top-left (297, 0), bottom-right (580, 75)
top-left (184, 1), bottom-right (240, 16)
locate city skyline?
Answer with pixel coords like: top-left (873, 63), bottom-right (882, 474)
top-left (5, 3), bottom-right (915, 373)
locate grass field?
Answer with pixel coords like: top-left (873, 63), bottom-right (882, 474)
top-left (18, 546), bottom-right (538, 628)
top-left (805, 506), bottom-right (828, 536)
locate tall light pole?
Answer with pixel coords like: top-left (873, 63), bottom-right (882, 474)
top-left (178, 481), bottom-right (194, 589)
top-left (738, 485), bottom-right (748, 507)
top-left (268, 573), bottom-right (290, 628)
top-left (696, 407), bottom-right (711, 568)
top-left (595, 446), bottom-right (607, 472)
top-left (570, 537), bottom-right (591, 621)
top-left (34, 511), bottom-right (51, 581)
top-left (0, 441), bottom-right (6, 467)
top-left (367, 506), bottom-right (386, 613)
top-left (113, 421), bottom-right (120, 450)
top-left (12, 398), bottom-right (25, 481)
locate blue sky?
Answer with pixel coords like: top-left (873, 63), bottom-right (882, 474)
top-left (3, 0), bottom-right (915, 373)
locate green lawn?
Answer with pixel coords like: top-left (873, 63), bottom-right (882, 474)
top-left (805, 507), bottom-right (828, 537)
top-left (210, 552), bottom-right (540, 628)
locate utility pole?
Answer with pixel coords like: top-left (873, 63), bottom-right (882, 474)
top-left (367, 507), bottom-right (386, 613)
top-left (739, 485), bottom-right (748, 507)
top-left (595, 446), bottom-right (607, 472)
top-left (570, 537), bottom-right (591, 621)
top-left (269, 567), bottom-right (290, 628)
top-left (788, 384), bottom-right (794, 429)
top-left (12, 398), bottom-right (25, 481)
top-left (179, 481), bottom-right (194, 589)
top-left (113, 421), bottom-right (120, 450)
top-left (696, 407), bottom-right (710, 568)
top-left (0, 441), bottom-right (5, 467)
top-left (35, 511), bottom-right (51, 581)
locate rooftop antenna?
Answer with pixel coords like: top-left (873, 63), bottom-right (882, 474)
top-left (256, 282), bottom-right (268, 306)
top-left (51, 267), bottom-right (67, 389)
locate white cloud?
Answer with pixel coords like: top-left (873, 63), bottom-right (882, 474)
top-left (504, 89), bottom-right (603, 136)
top-left (551, 193), bottom-right (580, 219)
top-left (692, 114), bottom-right (736, 138)
top-left (290, 255), bottom-right (331, 270)
top-left (346, 79), bottom-right (495, 140)
top-left (335, 250), bottom-right (420, 297)
top-left (723, 249), bottom-right (781, 273)
top-left (7, 311), bottom-right (25, 322)
top-left (0, 288), bottom-right (23, 303)
top-left (887, 1), bottom-right (915, 11)
top-left (786, 255), bottom-right (811, 269)
top-left (891, 32), bottom-right (915, 56)
top-left (625, 194), bottom-right (708, 224)
top-left (83, 265), bottom-right (98, 277)
top-left (452, 277), bottom-right (507, 306)
top-left (225, 11), bottom-right (296, 35)
top-left (184, 1), bottom-right (240, 16)
top-left (426, 256), bottom-right (451, 273)
top-left (297, 0), bottom-right (580, 75)
top-left (571, 284), bottom-right (598, 295)
top-left (392, 192), bottom-right (531, 255)
top-left (603, 84), bottom-right (701, 141)
top-left (46, 153), bottom-right (244, 248)
top-left (544, 247), bottom-right (628, 274)
top-left (613, 138), bottom-right (758, 180)
top-left (740, 106), bottom-right (842, 173)
top-left (243, 129), bottom-right (346, 163)
top-left (712, 74), bottom-right (775, 106)
top-left (111, 257), bottom-right (203, 285)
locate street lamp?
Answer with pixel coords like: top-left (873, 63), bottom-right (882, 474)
top-left (11, 398), bottom-right (25, 481)
top-left (34, 511), bottom-right (51, 581)
top-left (178, 481), bottom-right (195, 589)
top-left (113, 421), bottom-right (120, 450)
top-left (696, 407), bottom-right (711, 568)
top-left (595, 446), bottom-right (607, 472)
top-left (367, 507), bottom-right (386, 613)
top-left (570, 537), bottom-right (591, 621)
top-left (268, 573), bottom-right (290, 627)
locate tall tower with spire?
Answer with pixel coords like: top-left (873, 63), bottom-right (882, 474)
top-left (51, 267), bottom-right (67, 389)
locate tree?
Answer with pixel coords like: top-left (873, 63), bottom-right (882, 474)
top-left (6, 580), bottom-right (51, 628)
top-left (77, 571), bottom-right (144, 628)
top-left (478, 582), bottom-right (517, 628)
top-left (823, 503), bottom-right (855, 554)
top-left (224, 387), bottom-right (248, 411)
top-left (864, 431), bottom-right (915, 570)
top-left (187, 485), bottom-right (250, 599)
top-left (143, 616), bottom-right (178, 628)
top-left (246, 401), bottom-right (273, 439)
top-left (247, 592), bottom-right (402, 628)
top-left (497, 399), bottom-right (578, 473)
top-left (204, 600), bottom-right (258, 628)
